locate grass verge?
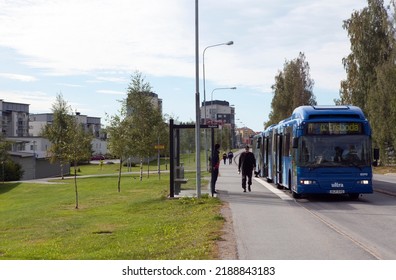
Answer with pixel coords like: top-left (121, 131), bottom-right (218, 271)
top-left (0, 174), bottom-right (223, 260)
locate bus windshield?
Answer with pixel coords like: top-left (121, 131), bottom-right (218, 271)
top-left (298, 135), bottom-right (371, 168)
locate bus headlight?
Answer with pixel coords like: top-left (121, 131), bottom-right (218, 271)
top-left (357, 180), bottom-right (370, 185)
top-left (300, 180), bottom-right (315, 185)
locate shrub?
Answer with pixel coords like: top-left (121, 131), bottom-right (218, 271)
top-left (0, 160), bottom-right (24, 181)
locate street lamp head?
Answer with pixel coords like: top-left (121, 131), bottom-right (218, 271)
top-left (226, 41), bottom-right (234, 45)
top-left (230, 87), bottom-right (237, 90)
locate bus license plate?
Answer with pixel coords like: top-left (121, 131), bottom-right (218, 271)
top-left (330, 190), bottom-right (345, 194)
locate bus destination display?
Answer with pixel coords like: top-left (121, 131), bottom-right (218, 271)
top-left (306, 122), bottom-right (362, 135)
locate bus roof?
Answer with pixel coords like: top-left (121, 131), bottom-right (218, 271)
top-left (291, 105), bottom-right (366, 121)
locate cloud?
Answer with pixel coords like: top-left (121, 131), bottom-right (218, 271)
top-left (56, 83), bottom-right (83, 88)
top-left (0, 72), bottom-right (37, 82)
top-left (97, 89), bottom-right (125, 96)
top-left (0, 0), bottom-right (194, 76)
top-left (0, 90), bottom-right (54, 112)
top-left (0, 0), bottom-right (367, 96)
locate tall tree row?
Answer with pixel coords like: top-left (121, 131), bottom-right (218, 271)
top-left (266, 52), bottom-right (316, 127)
top-left (337, 0), bottom-right (396, 163)
top-left (337, 0), bottom-right (394, 111)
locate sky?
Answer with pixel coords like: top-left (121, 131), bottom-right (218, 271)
top-left (0, 0), bottom-right (368, 132)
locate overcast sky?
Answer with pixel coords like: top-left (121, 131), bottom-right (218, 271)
top-left (0, 0), bottom-right (367, 131)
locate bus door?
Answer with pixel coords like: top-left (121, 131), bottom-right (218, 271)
top-left (267, 130), bottom-right (275, 183)
top-left (263, 136), bottom-right (269, 178)
top-left (283, 127), bottom-right (293, 189)
top-left (276, 132), bottom-right (283, 186)
top-left (253, 136), bottom-right (262, 176)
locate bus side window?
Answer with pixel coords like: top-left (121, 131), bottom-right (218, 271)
top-left (256, 137), bottom-right (261, 149)
top-left (302, 147), bottom-right (310, 163)
top-left (292, 137), bottom-right (298, 149)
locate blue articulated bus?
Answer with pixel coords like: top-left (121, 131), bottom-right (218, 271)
top-left (253, 105), bottom-right (378, 199)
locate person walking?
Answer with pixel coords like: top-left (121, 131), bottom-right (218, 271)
top-left (228, 151), bottom-right (234, 164)
top-left (210, 143), bottom-right (220, 195)
top-left (238, 145), bottom-right (256, 192)
top-left (222, 152), bottom-right (227, 164)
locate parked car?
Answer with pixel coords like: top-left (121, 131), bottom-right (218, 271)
top-left (91, 155), bottom-right (105, 160)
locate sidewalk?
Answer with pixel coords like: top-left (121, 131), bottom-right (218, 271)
top-left (214, 150), bottom-right (246, 194)
top-left (176, 151), bottom-right (242, 198)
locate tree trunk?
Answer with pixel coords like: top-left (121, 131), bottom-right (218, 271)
top-left (74, 161), bottom-right (78, 209)
top-left (147, 157), bottom-right (150, 178)
top-left (140, 158), bottom-right (143, 181)
top-left (117, 158), bottom-right (122, 192)
top-left (61, 162), bottom-right (64, 179)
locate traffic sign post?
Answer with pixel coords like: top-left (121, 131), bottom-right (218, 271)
top-left (154, 143), bottom-right (165, 179)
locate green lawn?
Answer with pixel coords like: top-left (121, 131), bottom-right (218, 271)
top-left (0, 170), bottom-right (223, 260)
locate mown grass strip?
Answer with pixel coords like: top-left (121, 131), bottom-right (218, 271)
top-left (0, 174), bottom-right (223, 260)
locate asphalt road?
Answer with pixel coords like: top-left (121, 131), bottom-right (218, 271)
top-left (215, 151), bottom-right (396, 260)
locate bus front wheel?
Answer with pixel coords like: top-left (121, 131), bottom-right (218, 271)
top-left (291, 189), bottom-right (301, 199)
top-left (349, 193), bottom-right (360, 200)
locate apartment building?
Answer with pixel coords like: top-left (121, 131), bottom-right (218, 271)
top-left (201, 100), bottom-right (237, 148)
top-left (0, 99), bottom-right (30, 137)
top-left (29, 112), bottom-right (103, 138)
top-left (1, 99), bottom-right (108, 179)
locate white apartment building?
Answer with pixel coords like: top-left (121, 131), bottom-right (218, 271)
top-left (29, 112), bottom-right (103, 139)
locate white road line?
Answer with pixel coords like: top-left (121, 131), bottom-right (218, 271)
top-left (254, 177), bottom-right (293, 200)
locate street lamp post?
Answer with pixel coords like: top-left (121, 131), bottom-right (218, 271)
top-left (202, 41), bottom-right (233, 171)
top-left (194, 0), bottom-right (201, 197)
top-left (210, 87), bottom-right (237, 118)
top-left (203, 41), bottom-right (233, 124)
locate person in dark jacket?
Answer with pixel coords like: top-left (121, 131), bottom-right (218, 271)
top-left (228, 151), bottom-right (234, 164)
top-left (238, 145), bottom-right (256, 192)
top-left (222, 152), bottom-right (227, 164)
top-left (210, 143), bottom-right (220, 195)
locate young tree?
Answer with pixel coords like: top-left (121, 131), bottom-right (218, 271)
top-left (64, 116), bottom-right (93, 209)
top-left (266, 52), bottom-right (316, 127)
top-left (126, 71), bottom-right (164, 181)
top-left (0, 135), bottom-right (12, 183)
top-left (0, 135), bottom-right (11, 162)
top-left (41, 93), bottom-right (74, 179)
top-left (106, 113), bottom-right (134, 192)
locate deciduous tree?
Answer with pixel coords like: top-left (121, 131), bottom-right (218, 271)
top-left (266, 52), bottom-right (316, 127)
top-left (41, 93), bottom-right (74, 179)
top-left (64, 115), bottom-right (93, 209)
top-left (337, 0), bottom-right (394, 112)
top-left (338, 0), bottom-right (396, 163)
top-left (126, 71), bottom-right (165, 181)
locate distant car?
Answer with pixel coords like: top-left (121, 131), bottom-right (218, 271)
top-left (91, 155), bottom-right (105, 160)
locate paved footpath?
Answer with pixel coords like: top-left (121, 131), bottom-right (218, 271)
top-left (212, 149), bottom-right (285, 260)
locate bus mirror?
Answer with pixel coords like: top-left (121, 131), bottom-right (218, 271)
top-left (292, 137), bottom-right (298, 149)
top-left (373, 148), bottom-right (379, 160)
top-left (373, 148), bottom-right (380, 166)
top-left (374, 148), bottom-right (379, 160)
